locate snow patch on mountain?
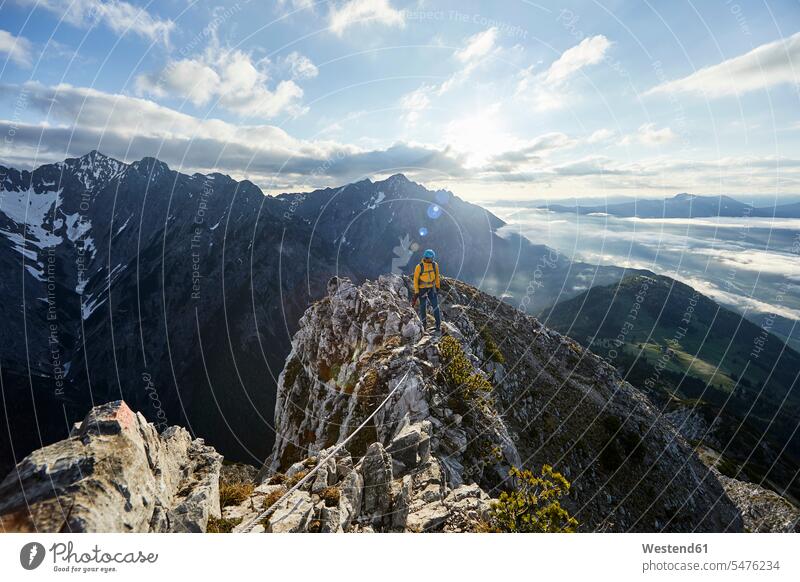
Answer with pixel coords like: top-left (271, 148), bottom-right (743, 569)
top-left (61, 151), bottom-right (127, 191)
top-left (81, 263), bottom-right (127, 320)
top-left (0, 187), bottom-right (59, 225)
top-left (115, 216), bottom-right (131, 236)
top-left (0, 187), bottom-right (63, 249)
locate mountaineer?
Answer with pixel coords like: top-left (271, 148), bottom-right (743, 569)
top-left (412, 249), bottom-right (442, 334)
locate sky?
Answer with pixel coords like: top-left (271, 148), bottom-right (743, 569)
top-left (0, 0), bottom-right (799, 200)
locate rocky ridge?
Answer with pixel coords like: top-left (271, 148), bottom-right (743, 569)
top-left (2, 276), bottom-right (798, 533)
top-left (234, 274), bottom-right (747, 532)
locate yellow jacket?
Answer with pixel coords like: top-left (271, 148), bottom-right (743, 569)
top-left (414, 259), bottom-right (440, 294)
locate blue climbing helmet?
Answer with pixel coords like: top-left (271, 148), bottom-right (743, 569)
top-left (423, 249), bottom-right (436, 260)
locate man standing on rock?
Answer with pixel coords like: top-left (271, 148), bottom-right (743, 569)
top-left (413, 249), bottom-right (441, 334)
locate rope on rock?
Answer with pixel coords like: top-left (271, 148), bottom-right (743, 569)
top-left (240, 367), bottom-right (413, 533)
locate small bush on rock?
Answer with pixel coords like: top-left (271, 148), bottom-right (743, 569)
top-left (484, 465), bottom-right (578, 533)
top-left (285, 469), bottom-right (309, 488)
top-left (321, 486), bottom-right (341, 507)
top-left (479, 328), bottom-right (506, 364)
top-left (206, 516), bottom-right (242, 533)
top-left (219, 482), bottom-right (254, 507)
top-left (439, 336), bottom-right (493, 398)
top-left (268, 472), bottom-right (287, 485)
top-left (262, 488), bottom-right (286, 510)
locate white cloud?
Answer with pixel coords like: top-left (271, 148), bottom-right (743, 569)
top-left (399, 86), bottom-right (432, 126)
top-left (17, 0), bottom-right (174, 44)
top-left (278, 0), bottom-right (316, 11)
top-left (0, 82), bottom-right (466, 186)
top-left (328, 0), bottom-right (405, 36)
top-left (0, 29), bottom-right (33, 67)
top-left (682, 276), bottom-right (800, 320)
top-left (397, 25), bottom-right (501, 117)
top-left (620, 123), bottom-right (676, 146)
top-left (516, 35), bottom-right (612, 110)
top-left (489, 132), bottom-right (574, 166)
top-left (647, 31), bottom-right (800, 98)
top-left (283, 52), bottom-right (319, 80)
top-left (543, 35), bottom-right (612, 85)
top-left (455, 27), bottom-right (498, 63)
top-left (587, 128), bottom-right (614, 143)
top-left (136, 46), bottom-right (307, 119)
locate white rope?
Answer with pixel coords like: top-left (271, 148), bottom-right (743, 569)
top-left (240, 367), bottom-right (412, 533)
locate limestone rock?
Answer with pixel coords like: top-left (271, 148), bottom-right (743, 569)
top-left (267, 490), bottom-right (314, 533)
top-left (0, 401), bottom-right (222, 533)
top-left (387, 420), bottom-right (431, 477)
top-left (360, 442), bottom-right (393, 523)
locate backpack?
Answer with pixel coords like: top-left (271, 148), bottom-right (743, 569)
top-left (418, 260), bottom-right (439, 288)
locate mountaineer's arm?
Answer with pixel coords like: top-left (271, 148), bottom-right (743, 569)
top-left (413, 263), bottom-right (421, 295)
top-left (435, 262), bottom-right (441, 289)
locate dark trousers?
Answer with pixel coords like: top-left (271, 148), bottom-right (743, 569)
top-left (418, 287), bottom-right (441, 331)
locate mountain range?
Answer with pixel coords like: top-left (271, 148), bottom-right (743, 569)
top-left (0, 151), bottom-right (631, 476)
top-left (1, 151), bottom-right (798, 531)
top-left (543, 193), bottom-right (800, 218)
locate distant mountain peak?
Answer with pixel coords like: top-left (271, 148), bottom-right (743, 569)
top-left (60, 150), bottom-right (128, 190)
top-left (673, 192), bottom-right (696, 200)
top-left (384, 173), bottom-right (411, 184)
top-left (131, 156), bottom-right (171, 176)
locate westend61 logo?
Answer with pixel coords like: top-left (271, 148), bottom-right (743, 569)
top-left (19, 541), bottom-right (158, 574)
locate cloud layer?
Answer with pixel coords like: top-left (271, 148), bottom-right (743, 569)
top-left (0, 29), bottom-right (33, 67)
top-left (647, 31), bottom-right (800, 98)
top-left (328, 0), bottom-right (405, 36)
top-left (135, 41), bottom-right (316, 120)
top-left (0, 81), bottom-right (466, 187)
top-left (17, 0), bottom-right (174, 44)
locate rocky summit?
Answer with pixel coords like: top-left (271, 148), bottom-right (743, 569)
top-left (2, 275), bottom-right (798, 533)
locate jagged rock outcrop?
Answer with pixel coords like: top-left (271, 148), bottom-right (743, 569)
top-left (253, 274), bottom-right (747, 532)
top-left (0, 401), bottom-right (222, 532)
top-left (711, 469), bottom-right (799, 533)
top-left (222, 422), bottom-right (492, 533)
top-left (664, 407), bottom-right (722, 449)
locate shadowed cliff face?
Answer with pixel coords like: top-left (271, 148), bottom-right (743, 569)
top-left (264, 274), bottom-right (744, 532)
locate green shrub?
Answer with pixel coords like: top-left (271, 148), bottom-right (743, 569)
top-left (439, 336), bottom-right (493, 398)
top-left (479, 328), bottom-right (506, 364)
top-left (483, 465), bottom-right (578, 533)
